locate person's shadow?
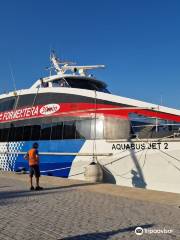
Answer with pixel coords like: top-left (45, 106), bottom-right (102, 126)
top-left (58, 224), bottom-right (154, 240)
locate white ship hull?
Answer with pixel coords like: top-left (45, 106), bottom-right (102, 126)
top-left (69, 139), bottom-right (180, 193)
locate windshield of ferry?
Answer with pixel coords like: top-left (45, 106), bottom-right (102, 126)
top-left (52, 78), bottom-right (111, 93)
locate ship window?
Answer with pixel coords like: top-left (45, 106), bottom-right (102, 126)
top-left (0, 128), bottom-right (9, 142)
top-left (65, 77), bottom-right (110, 93)
top-left (16, 94), bottom-right (35, 108)
top-left (63, 121), bottom-right (76, 139)
top-left (104, 117), bottom-right (130, 139)
top-left (76, 118), bottom-right (104, 139)
top-left (0, 98), bottom-right (16, 112)
top-left (76, 119), bottom-right (91, 139)
top-left (91, 119), bottom-right (104, 139)
top-left (51, 122), bottom-right (63, 140)
top-left (31, 125), bottom-right (41, 140)
top-left (8, 125), bottom-right (23, 142)
top-left (52, 80), bottom-right (60, 87)
top-left (0, 129), bottom-right (2, 141)
top-left (23, 126), bottom-right (32, 141)
top-left (8, 126), bottom-right (16, 141)
top-left (14, 127), bottom-right (24, 141)
top-left (52, 79), bottom-right (69, 88)
top-left (129, 113), bottom-right (180, 139)
top-left (40, 123), bottom-right (52, 140)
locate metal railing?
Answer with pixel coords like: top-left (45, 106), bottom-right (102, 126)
top-left (0, 151), bottom-right (113, 156)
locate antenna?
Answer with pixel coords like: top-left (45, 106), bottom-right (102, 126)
top-left (49, 50), bottom-right (105, 76)
top-left (62, 65), bottom-right (105, 76)
top-left (9, 63), bottom-right (17, 92)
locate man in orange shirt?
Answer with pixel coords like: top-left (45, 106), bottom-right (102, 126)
top-left (25, 143), bottom-right (43, 191)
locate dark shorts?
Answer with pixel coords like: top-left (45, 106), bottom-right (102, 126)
top-left (29, 165), bottom-right (40, 178)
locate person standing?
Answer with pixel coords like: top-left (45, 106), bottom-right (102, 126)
top-left (25, 142), bottom-right (43, 191)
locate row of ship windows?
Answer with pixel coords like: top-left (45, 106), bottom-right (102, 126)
top-left (0, 117), bottom-right (179, 142)
top-left (0, 118), bottom-right (129, 142)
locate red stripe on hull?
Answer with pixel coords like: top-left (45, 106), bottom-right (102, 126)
top-left (0, 102), bottom-right (180, 123)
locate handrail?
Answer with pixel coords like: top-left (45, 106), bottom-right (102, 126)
top-left (0, 151), bottom-right (113, 156)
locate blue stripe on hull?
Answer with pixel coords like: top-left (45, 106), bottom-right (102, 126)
top-left (14, 140), bottom-right (85, 177)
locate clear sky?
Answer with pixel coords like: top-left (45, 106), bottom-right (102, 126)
top-left (0, 0), bottom-right (180, 108)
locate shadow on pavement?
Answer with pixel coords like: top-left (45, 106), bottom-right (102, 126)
top-left (0, 182), bottom-right (98, 202)
top-left (43, 182), bottom-right (99, 191)
top-left (59, 224), bottom-right (154, 240)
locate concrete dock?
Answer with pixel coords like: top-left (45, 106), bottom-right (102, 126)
top-left (0, 172), bottom-right (180, 240)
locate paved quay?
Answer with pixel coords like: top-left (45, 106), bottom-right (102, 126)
top-left (0, 172), bottom-right (180, 240)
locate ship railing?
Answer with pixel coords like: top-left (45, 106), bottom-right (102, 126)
top-left (0, 151), bottom-right (113, 156)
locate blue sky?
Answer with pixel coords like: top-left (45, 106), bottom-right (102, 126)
top-left (0, 0), bottom-right (180, 108)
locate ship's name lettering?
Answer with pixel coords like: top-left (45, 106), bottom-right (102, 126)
top-left (1, 106), bottom-right (39, 121)
top-left (112, 142), bottom-right (168, 150)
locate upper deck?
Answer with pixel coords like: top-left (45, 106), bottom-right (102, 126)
top-left (30, 74), bottom-right (110, 94)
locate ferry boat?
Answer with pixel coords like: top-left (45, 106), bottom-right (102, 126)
top-left (0, 52), bottom-right (180, 193)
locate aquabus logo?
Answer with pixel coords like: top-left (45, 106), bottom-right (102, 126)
top-left (40, 104), bottom-right (60, 115)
